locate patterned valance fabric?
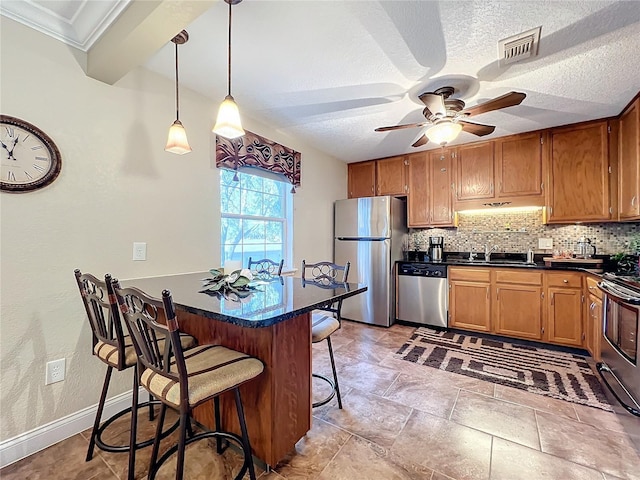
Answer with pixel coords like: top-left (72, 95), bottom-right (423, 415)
top-left (215, 131), bottom-right (301, 188)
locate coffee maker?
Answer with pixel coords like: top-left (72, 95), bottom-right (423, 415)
top-left (429, 236), bottom-right (444, 262)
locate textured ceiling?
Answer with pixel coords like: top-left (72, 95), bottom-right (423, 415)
top-left (3, 1), bottom-right (640, 162)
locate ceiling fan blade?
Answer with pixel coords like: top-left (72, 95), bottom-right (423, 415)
top-left (375, 121), bottom-right (429, 132)
top-left (460, 92), bottom-right (526, 117)
top-left (459, 120), bottom-right (496, 136)
top-left (418, 92), bottom-right (447, 117)
top-left (412, 135), bottom-right (429, 148)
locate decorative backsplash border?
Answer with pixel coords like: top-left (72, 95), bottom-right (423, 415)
top-left (409, 209), bottom-right (640, 256)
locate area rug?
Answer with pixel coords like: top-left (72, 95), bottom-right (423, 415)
top-left (395, 327), bottom-right (613, 412)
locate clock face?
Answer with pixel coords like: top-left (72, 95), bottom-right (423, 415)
top-left (1, 115), bottom-right (62, 192)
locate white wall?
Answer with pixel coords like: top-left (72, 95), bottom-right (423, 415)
top-left (0, 18), bottom-right (347, 442)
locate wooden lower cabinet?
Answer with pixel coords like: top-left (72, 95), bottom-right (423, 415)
top-left (494, 284), bottom-right (543, 340)
top-left (448, 267), bottom-right (585, 349)
top-left (585, 275), bottom-right (603, 360)
top-left (449, 267), bottom-right (491, 332)
top-left (546, 287), bottom-right (583, 346)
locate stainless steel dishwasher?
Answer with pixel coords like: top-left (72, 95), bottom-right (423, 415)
top-left (396, 262), bottom-right (448, 328)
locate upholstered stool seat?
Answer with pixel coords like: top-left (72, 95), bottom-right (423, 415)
top-left (141, 344), bottom-right (264, 408)
top-left (94, 334), bottom-right (196, 369)
top-left (311, 312), bottom-right (340, 343)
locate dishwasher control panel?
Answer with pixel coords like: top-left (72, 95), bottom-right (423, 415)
top-left (398, 262), bottom-right (447, 278)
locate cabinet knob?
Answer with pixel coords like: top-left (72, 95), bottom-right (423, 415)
top-left (632, 196), bottom-right (637, 206)
top-left (563, 279), bottom-right (568, 283)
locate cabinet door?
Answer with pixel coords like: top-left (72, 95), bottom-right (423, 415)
top-left (547, 287), bottom-right (583, 346)
top-left (548, 122), bottom-right (610, 222)
top-left (430, 150), bottom-right (454, 226)
top-left (588, 295), bottom-right (603, 361)
top-left (407, 153), bottom-right (430, 227)
top-left (619, 98), bottom-right (640, 220)
top-left (449, 281), bottom-right (492, 332)
top-left (494, 284), bottom-right (543, 340)
top-left (348, 161), bottom-right (376, 198)
top-left (456, 142), bottom-right (494, 201)
top-left (495, 132), bottom-right (544, 199)
top-left (376, 156), bottom-right (407, 196)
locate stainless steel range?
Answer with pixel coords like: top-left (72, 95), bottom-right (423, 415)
top-left (597, 273), bottom-right (640, 422)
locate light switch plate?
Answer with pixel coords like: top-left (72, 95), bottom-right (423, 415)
top-left (538, 238), bottom-right (553, 250)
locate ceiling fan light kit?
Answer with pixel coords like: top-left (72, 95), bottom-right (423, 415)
top-left (165, 30), bottom-right (192, 155)
top-left (213, 0), bottom-right (245, 140)
top-left (425, 120), bottom-right (462, 146)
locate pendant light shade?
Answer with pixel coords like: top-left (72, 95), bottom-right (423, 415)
top-left (165, 30), bottom-right (191, 155)
top-left (212, 0), bottom-right (245, 139)
top-left (425, 120), bottom-right (462, 146)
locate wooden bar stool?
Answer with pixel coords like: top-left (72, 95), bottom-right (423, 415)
top-left (301, 260), bottom-right (350, 409)
top-left (113, 280), bottom-right (264, 480)
top-left (74, 270), bottom-right (195, 480)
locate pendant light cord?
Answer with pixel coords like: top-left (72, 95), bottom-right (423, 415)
top-left (227, 0), bottom-right (232, 97)
top-left (174, 40), bottom-right (180, 120)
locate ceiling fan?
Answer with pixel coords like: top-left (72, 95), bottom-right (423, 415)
top-left (375, 87), bottom-right (526, 147)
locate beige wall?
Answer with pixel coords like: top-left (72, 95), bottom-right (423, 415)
top-left (0, 18), bottom-right (347, 441)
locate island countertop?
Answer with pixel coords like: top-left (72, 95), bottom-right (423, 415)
top-left (122, 272), bottom-right (367, 328)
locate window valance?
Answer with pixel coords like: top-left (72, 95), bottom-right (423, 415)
top-left (215, 131), bottom-right (301, 190)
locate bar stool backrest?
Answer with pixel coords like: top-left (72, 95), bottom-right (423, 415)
top-left (74, 270), bottom-right (127, 371)
top-left (112, 281), bottom-right (189, 407)
top-left (247, 257), bottom-right (284, 277)
top-left (301, 260), bottom-right (350, 319)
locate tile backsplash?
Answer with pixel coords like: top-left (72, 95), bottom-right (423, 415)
top-left (409, 209), bottom-right (640, 256)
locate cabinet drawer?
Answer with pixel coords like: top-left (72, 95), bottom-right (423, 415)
top-left (585, 276), bottom-right (603, 300)
top-left (546, 271), bottom-right (583, 288)
top-left (449, 267), bottom-right (491, 282)
top-left (494, 269), bottom-right (542, 285)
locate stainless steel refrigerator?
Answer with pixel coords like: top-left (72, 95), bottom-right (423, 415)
top-left (334, 196), bottom-right (407, 327)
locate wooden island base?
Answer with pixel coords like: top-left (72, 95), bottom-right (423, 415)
top-left (178, 310), bottom-right (312, 467)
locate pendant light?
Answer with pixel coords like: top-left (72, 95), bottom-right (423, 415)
top-left (165, 30), bottom-right (192, 155)
top-left (212, 0), bottom-right (245, 139)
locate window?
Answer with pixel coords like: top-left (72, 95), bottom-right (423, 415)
top-left (220, 169), bottom-right (292, 268)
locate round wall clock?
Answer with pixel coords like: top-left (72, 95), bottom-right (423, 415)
top-left (1, 115), bottom-right (62, 193)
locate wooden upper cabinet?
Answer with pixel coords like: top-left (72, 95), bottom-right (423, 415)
top-left (456, 142), bottom-right (494, 201)
top-left (618, 97), bottom-right (640, 220)
top-left (494, 132), bottom-right (544, 199)
top-left (547, 121), bottom-right (610, 223)
top-left (348, 161), bottom-right (376, 198)
top-left (376, 155), bottom-right (407, 196)
top-left (407, 153), bottom-right (430, 226)
top-left (429, 149), bottom-right (454, 225)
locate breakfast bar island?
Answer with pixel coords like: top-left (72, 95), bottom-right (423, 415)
top-left (123, 272), bottom-right (366, 467)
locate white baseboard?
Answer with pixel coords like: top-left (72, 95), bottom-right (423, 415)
top-left (0, 388), bottom-right (149, 469)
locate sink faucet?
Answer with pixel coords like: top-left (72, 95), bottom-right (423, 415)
top-left (484, 244), bottom-right (499, 261)
top-left (468, 251), bottom-right (476, 261)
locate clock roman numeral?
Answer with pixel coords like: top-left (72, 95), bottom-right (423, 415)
top-left (5, 126), bottom-right (14, 137)
top-left (33, 163), bottom-right (46, 172)
top-left (25, 171), bottom-right (34, 180)
top-left (31, 145), bottom-right (43, 150)
top-left (7, 171), bottom-right (16, 181)
top-left (35, 156), bottom-right (49, 161)
top-left (22, 134), bottom-right (30, 142)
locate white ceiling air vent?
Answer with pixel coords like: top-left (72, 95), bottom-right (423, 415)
top-left (498, 26), bottom-right (542, 67)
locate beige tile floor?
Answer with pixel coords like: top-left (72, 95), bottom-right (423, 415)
top-left (2, 321), bottom-right (639, 480)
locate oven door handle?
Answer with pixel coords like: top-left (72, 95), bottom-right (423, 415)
top-left (598, 281), bottom-right (640, 305)
top-left (596, 363), bottom-right (640, 417)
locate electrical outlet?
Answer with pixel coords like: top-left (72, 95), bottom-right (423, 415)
top-left (133, 242), bottom-right (147, 261)
top-left (46, 358), bottom-right (65, 385)
top-left (538, 238), bottom-right (553, 250)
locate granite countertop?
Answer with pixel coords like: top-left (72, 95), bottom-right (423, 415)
top-left (122, 272), bottom-right (367, 328)
top-left (398, 252), bottom-right (610, 275)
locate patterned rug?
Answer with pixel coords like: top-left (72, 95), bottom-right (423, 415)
top-left (395, 327), bottom-right (613, 412)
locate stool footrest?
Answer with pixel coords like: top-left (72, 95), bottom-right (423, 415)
top-left (312, 373), bottom-right (337, 408)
